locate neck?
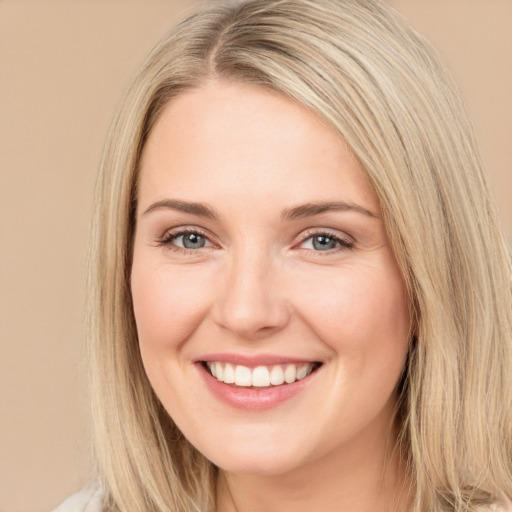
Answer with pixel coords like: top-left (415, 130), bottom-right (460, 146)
top-left (216, 411), bottom-right (411, 512)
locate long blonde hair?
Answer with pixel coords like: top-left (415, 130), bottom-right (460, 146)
top-left (87, 1), bottom-right (512, 510)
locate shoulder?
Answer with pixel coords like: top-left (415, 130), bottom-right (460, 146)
top-left (50, 485), bottom-right (103, 512)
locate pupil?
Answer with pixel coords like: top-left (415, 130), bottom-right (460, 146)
top-left (183, 233), bottom-right (205, 249)
top-left (312, 235), bottom-right (336, 251)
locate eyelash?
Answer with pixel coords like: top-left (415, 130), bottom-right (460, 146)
top-left (156, 227), bottom-right (355, 254)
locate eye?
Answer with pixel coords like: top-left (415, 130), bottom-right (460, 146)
top-left (175, 232), bottom-right (209, 249)
top-left (159, 229), bottom-right (214, 251)
top-left (299, 231), bottom-right (354, 252)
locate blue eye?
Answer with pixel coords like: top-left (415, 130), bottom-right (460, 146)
top-left (311, 235), bottom-right (338, 251)
top-left (178, 232), bottom-right (207, 249)
top-left (300, 232), bottom-right (353, 252)
top-left (160, 230), bottom-right (212, 250)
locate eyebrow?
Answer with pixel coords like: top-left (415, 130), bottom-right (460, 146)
top-left (142, 199), bottom-right (219, 219)
top-left (281, 201), bottom-right (379, 220)
top-left (141, 199), bottom-right (379, 220)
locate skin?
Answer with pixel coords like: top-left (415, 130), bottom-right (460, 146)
top-left (131, 80), bottom-right (412, 512)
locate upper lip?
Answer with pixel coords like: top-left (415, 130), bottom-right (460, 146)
top-left (195, 353), bottom-right (322, 367)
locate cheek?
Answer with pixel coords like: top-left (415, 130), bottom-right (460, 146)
top-left (293, 260), bottom-right (411, 372)
top-left (130, 257), bottom-right (213, 353)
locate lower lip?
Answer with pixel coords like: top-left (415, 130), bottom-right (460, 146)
top-left (196, 363), bottom-right (320, 411)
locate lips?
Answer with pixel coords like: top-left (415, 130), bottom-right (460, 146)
top-left (196, 354), bottom-right (322, 410)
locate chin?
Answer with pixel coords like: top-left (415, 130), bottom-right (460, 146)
top-left (196, 431), bottom-right (308, 476)
top-left (213, 452), bottom-right (303, 477)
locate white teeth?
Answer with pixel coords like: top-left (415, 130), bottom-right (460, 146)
top-left (206, 362), bottom-right (317, 387)
top-left (296, 364), bottom-right (308, 380)
top-left (234, 365), bottom-right (252, 386)
top-left (252, 366), bottom-right (270, 387)
top-left (269, 365), bottom-right (285, 385)
top-left (215, 362), bottom-right (223, 382)
top-left (284, 364), bottom-right (296, 384)
top-left (223, 363), bottom-right (235, 384)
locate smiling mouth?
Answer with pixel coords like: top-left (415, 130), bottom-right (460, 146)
top-left (202, 361), bottom-right (322, 388)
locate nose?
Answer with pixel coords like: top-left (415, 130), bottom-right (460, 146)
top-left (212, 249), bottom-right (290, 340)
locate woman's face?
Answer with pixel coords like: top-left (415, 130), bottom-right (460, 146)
top-left (131, 81), bottom-right (411, 476)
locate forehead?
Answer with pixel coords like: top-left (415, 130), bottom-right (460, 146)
top-left (138, 81), bottom-right (379, 214)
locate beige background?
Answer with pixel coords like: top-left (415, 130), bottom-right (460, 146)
top-left (0, 1), bottom-right (510, 511)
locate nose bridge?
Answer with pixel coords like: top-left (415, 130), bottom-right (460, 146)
top-left (214, 243), bottom-right (289, 339)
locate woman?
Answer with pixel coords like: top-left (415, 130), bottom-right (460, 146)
top-left (54, 0), bottom-right (512, 511)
